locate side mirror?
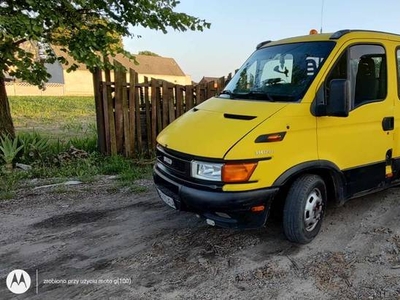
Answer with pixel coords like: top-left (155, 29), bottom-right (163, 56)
top-left (313, 79), bottom-right (350, 117)
top-left (327, 79), bottom-right (350, 117)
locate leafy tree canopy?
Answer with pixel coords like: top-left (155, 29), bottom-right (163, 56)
top-left (0, 0), bottom-right (210, 85)
top-left (138, 50), bottom-right (160, 56)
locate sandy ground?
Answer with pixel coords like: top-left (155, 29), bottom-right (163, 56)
top-left (0, 176), bottom-right (400, 299)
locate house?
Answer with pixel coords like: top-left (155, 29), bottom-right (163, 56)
top-left (5, 44), bottom-right (192, 96)
top-left (113, 53), bottom-right (192, 86)
top-left (5, 44), bottom-right (93, 96)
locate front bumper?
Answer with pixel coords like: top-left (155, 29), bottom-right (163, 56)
top-left (154, 165), bottom-right (279, 229)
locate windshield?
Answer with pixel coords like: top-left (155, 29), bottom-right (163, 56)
top-left (220, 41), bottom-right (335, 102)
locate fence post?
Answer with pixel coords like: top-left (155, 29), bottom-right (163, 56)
top-left (144, 77), bottom-right (152, 153)
top-left (218, 76), bottom-right (225, 94)
top-left (162, 81), bottom-right (169, 129)
top-left (128, 69), bottom-right (137, 154)
top-left (121, 68), bottom-right (132, 157)
top-left (168, 83), bottom-right (175, 123)
top-left (134, 72), bottom-right (143, 152)
top-left (185, 85), bottom-right (194, 111)
top-left (154, 81), bottom-right (162, 135)
top-left (114, 62), bottom-right (124, 154)
top-left (92, 67), bottom-right (106, 154)
top-left (176, 85), bottom-right (184, 117)
top-left (151, 78), bottom-right (158, 150)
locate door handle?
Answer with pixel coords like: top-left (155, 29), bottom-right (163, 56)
top-left (382, 116), bottom-right (394, 131)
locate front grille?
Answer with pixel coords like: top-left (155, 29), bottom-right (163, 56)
top-left (155, 145), bottom-right (224, 191)
top-left (156, 146), bottom-right (191, 177)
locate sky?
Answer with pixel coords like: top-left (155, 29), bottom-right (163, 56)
top-left (123, 0), bottom-right (400, 82)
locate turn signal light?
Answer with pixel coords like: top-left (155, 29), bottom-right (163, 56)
top-left (266, 134), bottom-right (284, 142)
top-left (222, 162), bottom-right (258, 183)
top-left (251, 205), bottom-right (265, 212)
top-left (255, 132), bottom-right (286, 143)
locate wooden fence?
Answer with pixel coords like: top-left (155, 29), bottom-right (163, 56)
top-left (92, 66), bottom-right (232, 157)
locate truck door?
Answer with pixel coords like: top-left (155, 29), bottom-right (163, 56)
top-left (317, 44), bottom-right (393, 196)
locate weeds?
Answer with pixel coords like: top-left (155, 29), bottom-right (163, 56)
top-left (0, 171), bottom-right (29, 200)
top-left (1, 96), bottom-right (153, 199)
top-left (68, 136), bottom-right (97, 154)
top-left (0, 135), bottom-right (24, 170)
top-left (18, 132), bottom-right (50, 164)
top-left (0, 133), bottom-right (152, 200)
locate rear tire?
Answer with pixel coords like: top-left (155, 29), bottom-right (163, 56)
top-left (283, 174), bottom-right (327, 244)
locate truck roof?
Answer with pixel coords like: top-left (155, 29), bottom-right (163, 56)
top-left (261, 29), bottom-right (400, 48)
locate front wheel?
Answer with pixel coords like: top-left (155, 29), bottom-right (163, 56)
top-left (283, 174), bottom-right (327, 244)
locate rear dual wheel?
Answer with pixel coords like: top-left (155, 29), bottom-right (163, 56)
top-left (283, 174), bottom-right (327, 244)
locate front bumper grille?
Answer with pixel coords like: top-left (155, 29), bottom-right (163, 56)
top-left (155, 145), bottom-right (224, 191)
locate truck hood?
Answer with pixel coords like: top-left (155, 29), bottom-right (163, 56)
top-left (157, 97), bottom-right (287, 158)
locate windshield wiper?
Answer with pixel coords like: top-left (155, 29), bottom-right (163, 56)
top-left (220, 89), bottom-right (275, 101)
top-left (243, 90), bottom-right (275, 101)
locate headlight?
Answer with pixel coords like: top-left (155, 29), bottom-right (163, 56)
top-left (191, 161), bottom-right (223, 181)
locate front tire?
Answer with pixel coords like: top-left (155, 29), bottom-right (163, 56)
top-left (283, 174), bottom-right (327, 244)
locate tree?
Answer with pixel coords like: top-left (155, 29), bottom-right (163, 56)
top-left (138, 50), bottom-right (160, 57)
top-left (0, 0), bottom-right (210, 138)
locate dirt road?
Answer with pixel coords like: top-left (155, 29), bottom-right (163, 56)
top-left (1, 177), bottom-right (400, 299)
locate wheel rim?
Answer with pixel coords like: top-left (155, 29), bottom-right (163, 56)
top-left (304, 188), bottom-right (324, 232)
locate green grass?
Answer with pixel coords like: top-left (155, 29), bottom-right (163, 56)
top-left (9, 96), bottom-right (96, 139)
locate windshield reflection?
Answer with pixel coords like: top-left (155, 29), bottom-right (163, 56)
top-left (220, 42), bottom-right (335, 102)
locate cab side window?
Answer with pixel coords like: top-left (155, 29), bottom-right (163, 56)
top-left (327, 45), bottom-right (387, 110)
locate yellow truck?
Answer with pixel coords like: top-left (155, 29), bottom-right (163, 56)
top-left (153, 29), bottom-right (400, 244)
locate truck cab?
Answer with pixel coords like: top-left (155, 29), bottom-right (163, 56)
top-left (153, 30), bottom-right (400, 244)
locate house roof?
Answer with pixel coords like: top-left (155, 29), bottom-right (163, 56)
top-left (113, 53), bottom-right (186, 76)
top-left (52, 46), bottom-right (88, 71)
top-left (51, 47), bottom-right (186, 76)
top-left (13, 43), bottom-right (187, 80)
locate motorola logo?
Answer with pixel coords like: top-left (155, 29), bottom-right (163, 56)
top-left (6, 269), bottom-right (31, 294)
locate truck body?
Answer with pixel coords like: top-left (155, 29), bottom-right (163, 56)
top-left (153, 30), bottom-right (400, 243)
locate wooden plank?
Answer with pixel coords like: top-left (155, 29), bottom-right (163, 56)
top-left (101, 82), bottom-right (110, 155)
top-left (185, 85), bottom-right (194, 111)
top-left (156, 84), bottom-right (162, 134)
top-left (175, 85), bottom-right (184, 118)
top-left (105, 67), bottom-right (117, 155)
top-left (201, 84), bottom-right (207, 103)
top-left (129, 69), bottom-right (136, 154)
top-left (114, 62), bottom-right (124, 154)
top-left (134, 72), bottom-right (143, 151)
top-left (144, 76), bottom-right (152, 152)
top-left (218, 76), bottom-right (225, 94)
top-left (121, 69), bottom-right (131, 157)
top-left (207, 81), bottom-right (215, 99)
top-left (195, 84), bottom-right (201, 105)
top-left (150, 78), bottom-right (157, 150)
top-left (162, 81), bottom-right (169, 129)
top-left (168, 83), bottom-right (175, 123)
top-left (92, 68), bottom-right (106, 154)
